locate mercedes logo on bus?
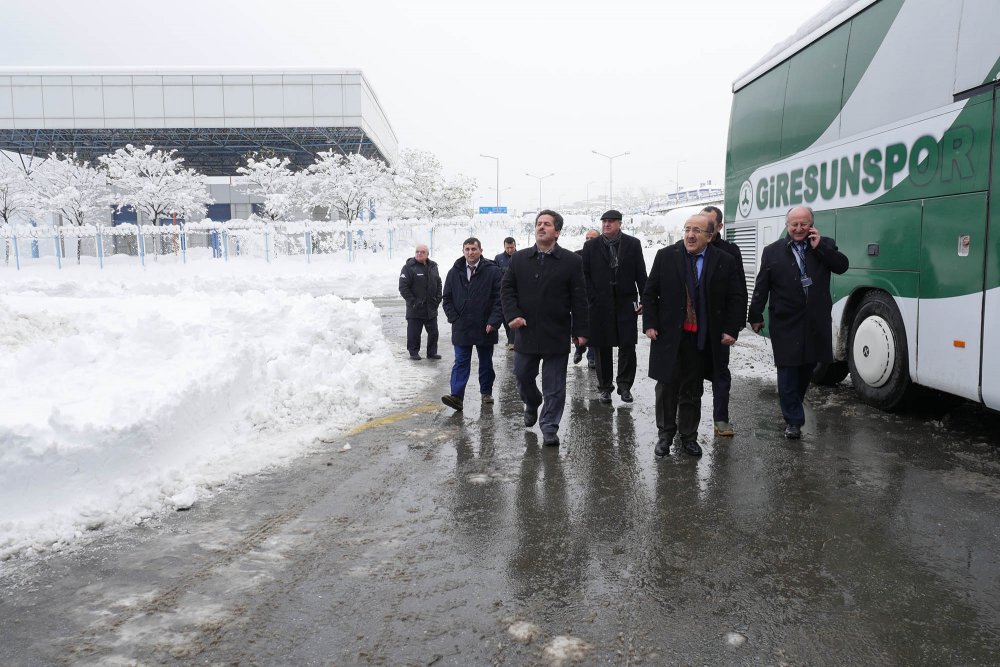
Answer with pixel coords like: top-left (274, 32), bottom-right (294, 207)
top-left (738, 180), bottom-right (753, 218)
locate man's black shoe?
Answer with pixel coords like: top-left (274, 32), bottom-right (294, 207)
top-left (599, 390), bottom-right (612, 404)
top-left (524, 405), bottom-right (539, 427)
top-left (409, 353), bottom-right (421, 360)
top-left (588, 359), bottom-right (596, 369)
top-left (784, 424), bottom-right (802, 439)
top-left (573, 349), bottom-right (583, 364)
top-left (619, 388), bottom-right (633, 403)
top-left (542, 432), bottom-right (560, 446)
top-left (441, 395), bottom-right (463, 411)
top-left (427, 354), bottom-right (442, 360)
top-left (654, 438), bottom-right (671, 457)
top-left (680, 440), bottom-right (703, 456)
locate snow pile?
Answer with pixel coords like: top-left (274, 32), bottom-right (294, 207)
top-left (0, 263), bottom-right (425, 562)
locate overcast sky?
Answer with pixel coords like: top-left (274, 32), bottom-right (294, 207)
top-left (2, 0), bottom-right (833, 213)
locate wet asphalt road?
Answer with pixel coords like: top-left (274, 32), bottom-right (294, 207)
top-left (2, 297), bottom-right (1000, 666)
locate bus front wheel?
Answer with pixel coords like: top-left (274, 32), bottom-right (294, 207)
top-left (848, 291), bottom-right (911, 411)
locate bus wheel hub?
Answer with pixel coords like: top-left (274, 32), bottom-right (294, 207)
top-left (853, 316), bottom-right (894, 388)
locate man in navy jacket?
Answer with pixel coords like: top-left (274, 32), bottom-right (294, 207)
top-left (441, 238), bottom-right (504, 411)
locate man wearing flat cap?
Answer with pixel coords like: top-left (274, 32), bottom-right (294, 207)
top-left (581, 210), bottom-right (647, 405)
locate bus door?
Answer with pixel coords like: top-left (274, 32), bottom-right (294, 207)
top-left (981, 86), bottom-right (1000, 410)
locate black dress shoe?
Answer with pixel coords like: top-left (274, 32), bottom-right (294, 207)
top-left (619, 388), bottom-right (633, 403)
top-left (598, 390), bottom-right (612, 404)
top-left (542, 432), bottom-right (560, 446)
top-left (524, 405), bottom-right (539, 427)
top-left (441, 394), bottom-right (463, 411)
top-left (573, 349), bottom-right (583, 364)
top-left (680, 440), bottom-right (703, 456)
top-left (784, 424), bottom-right (802, 439)
top-left (409, 353), bottom-right (421, 360)
top-left (654, 438), bottom-right (672, 457)
top-left (427, 354), bottom-right (442, 359)
top-left (588, 359), bottom-right (596, 369)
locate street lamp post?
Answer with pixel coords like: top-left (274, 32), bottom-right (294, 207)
top-left (592, 150), bottom-right (630, 209)
top-left (675, 159), bottom-right (687, 195)
top-left (526, 172), bottom-right (554, 211)
top-left (480, 154), bottom-right (499, 207)
top-left (488, 186), bottom-right (512, 209)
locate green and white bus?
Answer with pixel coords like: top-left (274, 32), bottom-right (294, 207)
top-left (726, 0), bottom-right (1000, 411)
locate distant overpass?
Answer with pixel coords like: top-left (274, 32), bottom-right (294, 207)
top-left (646, 187), bottom-right (723, 214)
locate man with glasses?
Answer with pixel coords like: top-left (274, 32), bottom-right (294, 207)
top-left (700, 205), bottom-right (747, 437)
top-left (748, 206), bottom-right (849, 439)
top-left (642, 214), bottom-right (745, 457)
top-left (581, 210), bottom-right (647, 405)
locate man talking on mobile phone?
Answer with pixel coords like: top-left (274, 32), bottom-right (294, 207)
top-left (748, 206), bottom-right (849, 440)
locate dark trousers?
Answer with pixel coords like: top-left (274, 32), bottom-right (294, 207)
top-left (654, 335), bottom-right (710, 442)
top-left (712, 345), bottom-right (731, 422)
top-left (406, 317), bottom-right (439, 356)
top-left (450, 344), bottom-right (496, 398)
top-left (776, 363), bottom-right (816, 426)
top-left (513, 351), bottom-right (569, 435)
top-left (574, 343), bottom-right (595, 362)
top-left (594, 344), bottom-right (637, 393)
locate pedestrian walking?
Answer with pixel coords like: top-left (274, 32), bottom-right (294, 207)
top-left (574, 229), bottom-right (600, 369)
top-left (494, 237), bottom-right (517, 350)
top-left (748, 205), bottom-right (849, 439)
top-left (441, 238), bottom-right (504, 411)
top-left (701, 205), bottom-right (747, 436)
top-left (398, 243), bottom-right (442, 360)
top-left (642, 214), bottom-right (745, 457)
top-left (581, 210), bottom-right (647, 404)
top-left (501, 210), bottom-right (589, 446)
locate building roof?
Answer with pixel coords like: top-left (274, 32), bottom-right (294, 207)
top-left (0, 67), bottom-right (398, 174)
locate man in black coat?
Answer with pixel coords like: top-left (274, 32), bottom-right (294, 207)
top-left (441, 238), bottom-right (504, 411)
top-left (642, 214), bottom-right (745, 457)
top-left (701, 205), bottom-right (747, 436)
top-left (574, 229), bottom-right (600, 368)
top-left (501, 210), bottom-right (589, 447)
top-left (398, 243), bottom-right (442, 360)
top-left (581, 209), bottom-right (648, 405)
top-left (493, 237), bottom-right (517, 349)
top-left (748, 205), bottom-right (849, 439)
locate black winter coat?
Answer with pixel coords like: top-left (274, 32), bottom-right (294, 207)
top-left (398, 257), bottom-right (442, 320)
top-left (442, 257), bottom-right (503, 346)
top-left (642, 242), bottom-right (745, 384)
top-left (501, 244), bottom-right (589, 355)
top-left (712, 235), bottom-right (749, 322)
top-left (581, 233), bottom-right (647, 347)
top-left (747, 234), bottom-right (849, 367)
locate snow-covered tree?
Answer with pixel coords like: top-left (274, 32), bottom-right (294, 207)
top-left (100, 144), bottom-right (213, 226)
top-left (391, 148), bottom-right (475, 222)
top-left (0, 152), bottom-right (41, 225)
top-left (32, 153), bottom-right (112, 227)
top-left (304, 151), bottom-right (390, 224)
top-left (236, 152), bottom-right (300, 221)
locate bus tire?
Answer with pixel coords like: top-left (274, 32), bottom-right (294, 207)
top-left (848, 291), bottom-right (910, 411)
top-left (812, 361), bottom-right (849, 385)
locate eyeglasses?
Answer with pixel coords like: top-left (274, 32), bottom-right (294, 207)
top-left (682, 227), bottom-right (708, 235)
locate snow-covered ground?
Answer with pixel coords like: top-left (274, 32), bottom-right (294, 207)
top-left (0, 225), bottom-right (776, 566)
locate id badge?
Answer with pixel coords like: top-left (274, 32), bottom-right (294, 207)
top-left (800, 275), bottom-right (813, 288)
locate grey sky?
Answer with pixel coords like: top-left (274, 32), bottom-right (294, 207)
top-left (2, 0), bottom-right (833, 213)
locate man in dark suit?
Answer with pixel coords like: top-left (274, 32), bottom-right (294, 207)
top-left (493, 237), bottom-right (517, 349)
top-left (581, 210), bottom-right (647, 404)
top-left (748, 205), bottom-right (849, 439)
top-left (701, 205), bottom-right (747, 436)
top-left (501, 210), bottom-right (589, 447)
top-left (642, 214), bottom-right (745, 457)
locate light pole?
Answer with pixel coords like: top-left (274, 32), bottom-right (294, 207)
top-left (675, 159), bottom-right (687, 195)
top-left (488, 186), bottom-right (512, 209)
top-left (480, 154), bottom-right (499, 207)
top-left (592, 150), bottom-right (629, 209)
top-left (526, 172), bottom-right (554, 211)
